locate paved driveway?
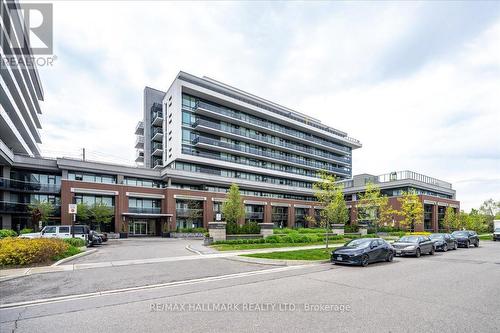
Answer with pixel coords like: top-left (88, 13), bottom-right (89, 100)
top-left (71, 238), bottom-right (204, 264)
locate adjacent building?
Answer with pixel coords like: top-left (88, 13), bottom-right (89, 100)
top-left (1, 0), bottom-right (45, 160)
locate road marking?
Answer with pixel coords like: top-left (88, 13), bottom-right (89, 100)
top-left (0, 264), bottom-right (319, 310)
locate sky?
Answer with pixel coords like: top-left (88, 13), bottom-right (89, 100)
top-left (35, 1), bottom-right (500, 211)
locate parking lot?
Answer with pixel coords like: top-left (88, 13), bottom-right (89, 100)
top-left (1, 241), bottom-right (499, 332)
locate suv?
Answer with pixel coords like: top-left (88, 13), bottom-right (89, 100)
top-left (21, 225), bottom-right (90, 245)
top-left (451, 230), bottom-right (479, 248)
top-left (493, 228), bottom-right (500, 241)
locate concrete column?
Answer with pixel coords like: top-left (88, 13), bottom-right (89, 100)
top-left (432, 205), bottom-right (439, 232)
top-left (208, 221), bottom-right (226, 241)
top-left (203, 199), bottom-right (212, 229)
top-left (350, 205), bottom-right (358, 226)
top-left (308, 207), bottom-right (315, 227)
top-left (332, 224), bottom-right (345, 235)
top-left (117, 174), bottom-right (124, 185)
top-left (288, 207), bottom-right (295, 228)
top-left (264, 204), bottom-right (272, 224)
top-left (258, 223), bottom-right (274, 238)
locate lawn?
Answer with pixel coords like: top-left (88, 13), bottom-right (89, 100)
top-left (241, 248), bottom-right (331, 261)
top-left (478, 234), bottom-right (493, 241)
top-left (211, 240), bottom-right (346, 251)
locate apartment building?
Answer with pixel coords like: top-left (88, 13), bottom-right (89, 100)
top-left (0, 0), bottom-right (45, 160)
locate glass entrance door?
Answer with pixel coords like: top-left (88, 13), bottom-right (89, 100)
top-left (129, 220), bottom-right (148, 235)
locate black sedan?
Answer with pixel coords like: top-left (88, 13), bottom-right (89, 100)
top-left (331, 238), bottom-right (394, 267)
top-left (451, 230), bottom-right (479, 248)
top-left (429, 233), bottom-right (457, 251)
top-left (392, 236), bottom-right (435, 257)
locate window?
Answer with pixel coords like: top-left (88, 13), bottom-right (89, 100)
top-left (44, 226), bottom-right (56, 234)
top-left (59, 226), bottom-right (69, 233)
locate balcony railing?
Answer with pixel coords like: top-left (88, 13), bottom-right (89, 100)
top-left (135, 136), bottom-right (144, 148)
top-left (0, 201), bottom-right (61, 215)
top-left (128, 207), bottom-right (161, 214)
top-left (152, 111), bottom-right (163, 127)
top-left (192, 136), bottom-right (351, 175)
top-left (135, 121), bottom-right (144, 135)
top-left (195, 101), bottom-right (352, 152)
top-left (0, 177), bottom-right (61, 193)
top-left (245, 212), bottom-right (264, 220)
top-left (272, 213), bottom-right (288, 221)
top-left (176, 208), bottom-right (203, 217)
top-left (193, 119), bottom-right (351, 164)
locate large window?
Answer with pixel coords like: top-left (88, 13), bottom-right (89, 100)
top-left (128, 198), bottom-right (161, 214)
top-left (124, 177), bottom-right (164, 188)
top-left (68, 171), bottom-right (116, 184)
top-left (74, 194), bottom-right (114, 207)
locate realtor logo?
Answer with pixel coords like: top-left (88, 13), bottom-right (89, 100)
top-left (2, 2), bottom-right (53, 55)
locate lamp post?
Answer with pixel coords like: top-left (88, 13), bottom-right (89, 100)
top-left (69, 204), bottom-right (77, 238)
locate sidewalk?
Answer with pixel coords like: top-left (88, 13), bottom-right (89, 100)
top-left (0, 243), bottom-right (341, 281)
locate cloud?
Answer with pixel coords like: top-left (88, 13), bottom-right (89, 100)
top-left (36, 1), bottom-right (500, 210)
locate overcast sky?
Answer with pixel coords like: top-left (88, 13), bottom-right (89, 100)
top-left (36, 1), bottom-right (500, 211)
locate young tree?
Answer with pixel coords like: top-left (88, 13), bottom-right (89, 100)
top-left (222, 183), bottom-right (245, 234)
top-left (185, 200), bottom-right (203, 229)
top-left (356, 182), bottom-right (396, 231)
top-left (396, 190), bottom-right (424, 231)
top-left (442, 207), bottom-right (457, 232)
top-left (76, 202), bottom-right (91, 223)
top-left (89, 202), bottom-right (113, 231)
top-left (28, 200), bottom-right (55, 230)
top-left (313, 171), bottom-right (348, 248)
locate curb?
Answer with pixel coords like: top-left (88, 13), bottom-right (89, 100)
top-left (185, 244), bottom-right (203, 255)
top-left (228, 255), bottom-right (330, 266)
top-left (52, 249), bottom-right (98, 266)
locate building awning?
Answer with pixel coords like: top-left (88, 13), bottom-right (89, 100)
top-left (122, 213), bottom-right (173, 218)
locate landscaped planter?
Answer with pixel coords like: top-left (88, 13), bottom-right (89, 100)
top-left (170, 232), bottom-right (204, 239)
top-left (119, 232), bottom-right (128, 239)
top-left (226, 234), bottom-right (263, 240)
top-left (204, 237), bottom-right (213, 245)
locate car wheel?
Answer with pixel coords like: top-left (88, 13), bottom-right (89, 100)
top-left (415, 248), bottom-right (421, 258)
top-left (474, 240), bottom-right (479, 248)
top-left (443, 244), bottom-right (448, 252)
top-left (465, 241), bottom-right (470, 248)
top-left (429, 247), bottom-right (435, 255)
top-left (453, 242), bottom-right (457, 250)
top-left (361, 255), bottom-right (369, 267)
top-left (386, 252), bottom-right (394, 262)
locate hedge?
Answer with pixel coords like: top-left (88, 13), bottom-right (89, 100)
top-left (20, 228), bottom-right (34, 235)
top-left (0, 238), bottom-right (70, 266)
top-left (64, 238), bottom-right (86, 247)
top-left (176, 227), bottom-right (207, 234)
top-left (213, 233), bottom-right (347, 245)
top-left (0, 229), bottom-right (18, 238)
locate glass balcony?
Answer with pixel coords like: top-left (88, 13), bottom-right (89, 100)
top-left (151, 128), bottom-right (163, 142)
top-left (0, 177), bottom-right (61, 193)
top-left (194, 101), bottom-right (352, 153)
top-left (135, 121), bottom-right (144, 135)
top-left (151, 142), bottom-right (163, 156)
top-left (176, 208), bottom-right (204, 217)
top-left (192, 136), bottom-right (351, 175)
top-left (245, 212), bottom-right (264, 220)
top-left (135, 136), bottom-right (144, 149)
top-left (151, 111), bottom-right (163, 127)
top-left (153, 159), bottom-right (163, 169)
top-left (128, 207), bottom-right (161, 214)
top-left (192, 119), bottom-right (351, 165)
top-left (0, 201), bottom-right (61, 215)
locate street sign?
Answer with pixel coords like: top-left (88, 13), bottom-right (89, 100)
top-left (68, 204), bottom-right (77, 214)
top-left (216, 213), bottom-right (222, 221)
top-left (38, 221), bottom-right (42, 229)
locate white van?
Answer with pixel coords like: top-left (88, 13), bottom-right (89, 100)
top-left (21, 225), bottom-right (89, 245)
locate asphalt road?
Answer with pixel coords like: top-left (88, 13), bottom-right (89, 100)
top-left (1, 242), bottom-right (499, 333)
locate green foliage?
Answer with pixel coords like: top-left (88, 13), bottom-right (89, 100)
top-left (176, 227), bottom-right (207, 233)
top-left (397, 190), bottom-right (424, 230)
top-left (52, 245), bottom-right (80, 261)
top-left (213, 233), bottom-right (345, 245)
top-left (19, 228), bottom-right (34, 235)
top-left (227, 222), bottom-right (260, 235)
top-left (459, 209), bottom-right (490, 233)
top-left (0, 229), bottom-right (18, 238)
top-left (28, 200), bottom-right (55, 227)
top-left (357, 182), bottom-right (396, 230)
top-left (222, 183), bottom-right (245, 232)
top-left (313, 171), bottom-right (349, 226)
top-left (89, 202), bottom-right (113, 229)
top-left (63, 238), bottom-right (86, 247)
top-left (442, 207), bottom-right (457, 232)
top-left (243, 248), bottom-right (331, 261)
top-left (76, 203), bottom-right (91, 222)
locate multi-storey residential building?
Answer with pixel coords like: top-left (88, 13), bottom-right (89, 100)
top-left (1, 70), bottom-right (460, 234)
top-left (0, 0), bottom-right (45, 160)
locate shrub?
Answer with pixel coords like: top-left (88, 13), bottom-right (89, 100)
top-left (0, 229), bottom-right (18, 238)
top-left (344, 225), bottom-right (359, 233)
top-left (64, 238), bottom-right (86, 247)
top-left (177, 227), bottom-right (207, 234)
top-left (20, 228), bottom-right (34, 234)
top-left (227, 222), bottom-right (260, 235)
top-left (0, 238), bottom-right (69, 266)
top-left (406, 232), bottom-right (432, 236)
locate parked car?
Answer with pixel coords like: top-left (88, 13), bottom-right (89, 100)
top-left (392, 235), bottom-right (435, 257)
top-left (88, 230), bottom-right (102, 246)
top-left (493, 228), bottom-right (500, 241)
top-left (19, 225), bottom-right (90, 246)
top-left (96, 232), bottom-right (108, 242)
top-left (331, 238), bottom-right (395, 267)
top-left (451, 230), bottom-right (479, 248)
top-left (429, 233), bottom-right (458, 251)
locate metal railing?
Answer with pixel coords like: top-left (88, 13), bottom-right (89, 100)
top-left (176, 208), bottom-right (204, 217)
top-left (195, 101), bottom-right (354, 152)
top-left (0, 177), bottom-right (61, 192)
top-left (377, 171), bottom-right (452, 189)
top-left (192, 136), bottom-right (351, 175)
top-left (0, 201), bottom-right (61, 214)
top-left (245, 212), bottom-right (264, 219)
top-left (193, 119), bottom-right (351, 163)
top-left (128, 207), bottom-right (161, 214)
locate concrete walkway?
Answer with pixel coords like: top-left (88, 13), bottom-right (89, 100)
top-left (0, 243), bottom-right (342, 281)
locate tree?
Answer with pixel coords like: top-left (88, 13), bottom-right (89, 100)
top-left (222, 183), bottom-right (245, 234)
top-left (356, 182), bottom-right (396, 231)
top-left (442, 207), bottom-right (457, 232)
top-left (464, 209), bottom-right (489, 233)
top-left (397, 190), bottom-right (424, 231)
top-left (89, 202), bottom-right (113, 231)
top-left (185, 200), bottom-right (203, 229)
top-left (313, 171), bottom-right (349, 248)
top-left (76, 202), bottom-right (91, 223)
top-left (28, 200), bottom-right (54, 230)
top-left (479, 199), bottom-right (500, 231)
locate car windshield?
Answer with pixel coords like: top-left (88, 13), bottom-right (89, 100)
top-left (452, 231), bottom-right (468, 237)
top-left (345, 239), bottom-right (372, 248)
top-left (429, 234), bottom-right (444, 239)
top-left (495, 228), bottom-right (500, 232)
top-left (397, 236), bottom-right (419, 243)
